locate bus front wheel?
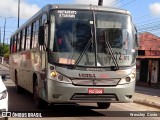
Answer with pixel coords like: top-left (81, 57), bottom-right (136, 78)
top-left (97, 102), bottom-right (111, 109)
top-left (33, 80), bottom-right (46, 109)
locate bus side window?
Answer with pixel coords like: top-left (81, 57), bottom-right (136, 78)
top-left (13, 35), bottom-right (17, 53)
top-left (10, 38), bottom-right (13, 53)
top-left (22, 29), bottom-right (26, 51)
top-left (32, 21), bottom-right (36, 48)
top-left (26, 25), bottom-right (31, 50)
top-left (11, 37), bottom-right (14, 53)
top-left (42, 14), bottom-right (47, 25)
top-left (42, 14), bottom-right (48, 47)
top-left (32, 20), bottom-right (40, 48)
top-left (17, 33), bottom-right (21, 52)
top-left (19, 31), bottom-right (22, 51)
top-left (30, 23), bottom-right (33, 49)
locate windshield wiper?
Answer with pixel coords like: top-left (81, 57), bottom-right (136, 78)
top-left (69, 38), bottom-right (92, 69)
top-left (104, 31), bottom-right (119, 70)
top-left (68, 25), bottom-right (94, 69)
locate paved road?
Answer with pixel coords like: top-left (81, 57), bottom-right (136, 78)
top-left (0, 64), bottom-right (159, 120)
top-left (0, 64), bottom-right (9, 76)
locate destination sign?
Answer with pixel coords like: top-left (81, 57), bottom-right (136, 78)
top-left (58, 10), bottom-right (77, 18)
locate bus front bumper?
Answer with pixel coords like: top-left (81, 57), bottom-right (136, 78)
top-left (47, 80), bottom-right (135, 103)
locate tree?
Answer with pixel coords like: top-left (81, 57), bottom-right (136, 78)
top-left (4, 50), bottom-right (9, 59)
top-left (0, 44), bottom-right (3, 56)
top-left (0, 44), bottom-right (10, 57)
top-left (3, 44), bottom-right (10, 55)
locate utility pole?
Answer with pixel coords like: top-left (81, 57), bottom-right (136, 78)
top-left (0, 16), bottom-right (13, 54)
top-left (3, 18), bottom-right (6, 47)
top-left (98, 0), bottom-right (103, 6)
top-left (18, 0), bottom-right (20, 28)
top-left (0, 28), bottom-right (1, 44)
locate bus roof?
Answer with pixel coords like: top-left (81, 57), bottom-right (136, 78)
top-left (11, 4), bottom-right (130, 36)
top-left (49, 4), bottom-right (129, 14)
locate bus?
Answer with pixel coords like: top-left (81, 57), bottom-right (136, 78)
top-left (9, 4), bottom-right (138, 109)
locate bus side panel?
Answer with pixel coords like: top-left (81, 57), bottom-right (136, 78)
top-left (9, 51), bottom-right (39, 93)
top-left (9, 54), bottom-right (19, 84)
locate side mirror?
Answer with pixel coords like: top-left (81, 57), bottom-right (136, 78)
top-left (38, 26), bottom-right (45, 45)
top-left (133, 25), bottom-right (139, 47)
top-left (135, 34), bottom-right (139, 47)
top-left (1, 75), bottom-right (6, 81)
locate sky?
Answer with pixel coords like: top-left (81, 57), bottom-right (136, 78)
top-left (0, 0), bottom-right (160, 44)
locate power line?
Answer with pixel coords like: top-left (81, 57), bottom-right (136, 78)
top-left (138, 23), bottom-right (160, 30)
top-left (137, 21), bottom-right (160, 28)
top-left (135, 17), bottom-right (160, 25)
top-left (0, 26), bottom-right (17, 29)
top-left (135, 11), bottom-right (160, 21)
top-left (5, 25), bottom-right (16, 28)
top-left (108, 0), bottom-right (124, 6)
top-left (137, 22), bottom-right (160, 35)
top-left (1, 30), bottom-right (14, 33)
top-left (138, 27), bottom-right (160, 33)
top-left (119, 0), bottom-right (135, 8)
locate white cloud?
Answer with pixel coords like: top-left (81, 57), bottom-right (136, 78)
top-left (0, 0), bottom-right (40, 19)
top-left (149, 3), bottom-right (160, 16)
top-left (74, 0), bottom-right (117, 6)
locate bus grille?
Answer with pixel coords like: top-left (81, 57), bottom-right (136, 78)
top-left (71, 79), bottom-right (120, 86)
top-left (71, 93), bottom-right (118, 101)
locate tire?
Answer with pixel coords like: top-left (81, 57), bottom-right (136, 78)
top-left (33, 79), bottom-right (46, 109)
top-left (15, 72), bottom-right (23, 94)
top-left (97, 102), bottom-right (111, 109)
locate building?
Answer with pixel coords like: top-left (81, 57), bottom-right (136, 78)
top-left (137, 32), bottom-right (160, 87)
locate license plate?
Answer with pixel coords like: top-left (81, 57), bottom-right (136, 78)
top-left (88, 88), bottom-right (104, 94)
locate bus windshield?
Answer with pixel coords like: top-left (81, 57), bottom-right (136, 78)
top-left (49, 10), bottom-right (136, 67)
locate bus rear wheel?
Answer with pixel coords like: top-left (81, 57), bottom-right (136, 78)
top-left (15, 72), bottom-right (23, 94)
top-left (33, 80), bottom-right (46, 109)
top-left (97, 102), bottom-right (111, 109)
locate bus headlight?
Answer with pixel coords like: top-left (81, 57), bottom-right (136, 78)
top-left (118, 67), bottom-right (136, 85)
top-left (58, 75), bottom-right (63, 81)
top-left (130, 73), bottom-right (136, 79)
top-left (57, 75), bottom-right (71, 83)
top-left (49, 71), bottom-right (71, 83)
top-left (125, 77), bottom-right (131, 82)
top-left (118, 74), bottom-right (136, 85)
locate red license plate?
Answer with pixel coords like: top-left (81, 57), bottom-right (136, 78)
top-left (88, 88), bottom-right (104, 94)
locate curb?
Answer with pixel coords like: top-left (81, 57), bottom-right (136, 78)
top-left (134, 99), bottom-right (160, 109)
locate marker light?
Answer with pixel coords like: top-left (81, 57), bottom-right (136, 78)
top-left (50, 66), bottom-right (55, 70)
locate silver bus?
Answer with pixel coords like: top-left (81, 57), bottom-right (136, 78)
top-left (9, 4), bottom-right (138, 109)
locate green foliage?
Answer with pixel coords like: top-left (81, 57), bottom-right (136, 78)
top-left (4, 50), bottom-right (9, 59)
top-left (0, 44), bottom-right (10, 57)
